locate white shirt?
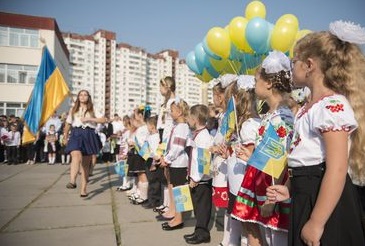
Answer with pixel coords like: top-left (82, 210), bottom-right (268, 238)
top-left (157, 98), bottom-right (175, 143)
top-left (211, 112), bottom-right (227, 187)
top-left (66, 108), bottom-right (100, 129)
top-left (5, 130), bottom-right (21, 146)
top-left (147, 132), bottom-right (160, 158)
top-left (112, 120), bottom-right (125, 144)
top-left (44, 116), bottom-right (62, 132)
top-left (288, 94), bottom-right (357, 167)
top-left (189, 128), bottom-right (213, 182)
top-left (164, 122), bottom-right (190, 168)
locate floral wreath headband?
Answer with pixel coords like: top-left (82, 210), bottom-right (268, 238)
top-left (329, 20), bottom-right (365, 44)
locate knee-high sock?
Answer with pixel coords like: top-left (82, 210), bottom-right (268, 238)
top-left (163, 185), bottom-right (170, 207)
top-left (139, 181), bottom-right (149, 200)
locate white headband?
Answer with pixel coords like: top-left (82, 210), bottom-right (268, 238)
top-left (218, 74), bottom-right (238, 88)
top-left (237, 75), bottom-right (255, 91)
top-left (329, 20), bottom-right (365, 45)
top-left (262, 50), bottom-right (291, 74)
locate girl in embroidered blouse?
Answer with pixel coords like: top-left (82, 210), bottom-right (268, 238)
top-left (231, 51), bottom-right (294, 246)
top-left (266, 21), bottom-right (365, 246)
top-left (159, 98), bottom-right (190, 231)
top-left (64, 90), bottom-right (106, 197)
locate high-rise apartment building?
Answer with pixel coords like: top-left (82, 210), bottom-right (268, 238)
top-left (0, 12), bottom-right (70, 117)
top-left (1, 12), bottom-right (210, 119)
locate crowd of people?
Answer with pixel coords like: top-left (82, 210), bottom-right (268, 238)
top-left (1, 22), bottom-right (365, 245)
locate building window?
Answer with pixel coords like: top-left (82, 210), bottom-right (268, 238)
top-left (0, 26), bottom-right (39, 48)
top-left (0, 102), bottom-right (25, 117)
top-left (0, 64), bottom-right (37, 84)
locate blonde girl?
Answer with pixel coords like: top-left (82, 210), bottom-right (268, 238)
top-left (267, 21), bottom-right (365, 246)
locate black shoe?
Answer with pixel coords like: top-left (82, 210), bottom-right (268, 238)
top-left (185, 234), bottom-right (211, 244)
top-left (162, 222), bottom-right (184, 231)
top-left (183, 232), bottom-right (196, 240)
top-left (142, 202), bottom-right (155, 209)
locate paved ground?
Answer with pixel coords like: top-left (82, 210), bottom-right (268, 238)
top-left (0, 162), bottom-right (224, 246)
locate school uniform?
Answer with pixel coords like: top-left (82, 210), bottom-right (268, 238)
top-left (164, 122), bottom-right (190, 186)
top-left (288, 94), bottom-right (365, 245)
top-left (211, 112), bottom-right (229, 208)
top-left (128, 125), bottom-right (149, 175)
top-left (188, 127), bottom-right (213, 240)
top-left (65, 109), bottom-right (101, 156)
top-left (232, 107), bottom-right (294, 245)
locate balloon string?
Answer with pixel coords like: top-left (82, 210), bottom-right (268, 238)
top-left (228, 60), bottom-right (239, 75)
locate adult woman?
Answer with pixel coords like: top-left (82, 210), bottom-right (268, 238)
top-left (63, 90), bottom-right (106, 197)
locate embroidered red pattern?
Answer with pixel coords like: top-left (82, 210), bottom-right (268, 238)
top-left (325, 103), bottom-right (344, 113)
top-left (276, 126), bottom-right (287, 138)
top-left (258, 126), bottom-right (265, 136)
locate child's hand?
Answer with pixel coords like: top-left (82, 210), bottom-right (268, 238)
top-left (189, 180), bottom-right (198, 188)
top-left (301, 219), bottom-right (323, 246)
top-left (235, 144), bottom-right (251, 162)
top-left (159, 157), bottom-right (168, 167)
top-left (217, 144), bottom-right (229, 159)
top-left (209, 145), bottom-right (219, 154)
top-left (266, 185), bottom-right (290, 203)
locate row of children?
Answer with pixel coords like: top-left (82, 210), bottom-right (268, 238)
top-left (114, 22), bottom-right (365, 246)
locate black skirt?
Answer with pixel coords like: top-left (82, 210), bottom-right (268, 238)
top-left (289, 164), bottom-right (365, 246)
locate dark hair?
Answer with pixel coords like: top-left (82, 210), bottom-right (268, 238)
top-left (259, 67), bottom-right (292, 93)
top-left (190, 104), bottom-right (209, 126)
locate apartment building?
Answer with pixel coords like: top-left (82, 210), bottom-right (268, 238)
top-left (0, 12), bottom-right (70, 117)
top-left (1, 12), bottom-right (210, 119)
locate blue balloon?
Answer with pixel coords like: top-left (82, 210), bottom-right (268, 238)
top-left (194, 42), bottom-right (211, 69)
top-left (186, 51), bottom-right (203, 75)
top-left (246, 17), bottom-right (271, 55)
top-left (229, 43), bottom-right (242, 61)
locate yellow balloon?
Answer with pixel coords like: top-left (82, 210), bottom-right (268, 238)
top-left (222, 60), bottom-right (241, 75)
top-left (289, 29), bottom-right (312, 58)
top-left (245, 1), bottom-right (266, 20)
top-left (271, 23), bottom-right (299, 52)
top-left (196, 69), bottom-right (213, 83)
top-left (228, 16), bottom-right (254, 54)
top-left (206, 27), bottom-right (231, 59)
top-left (210, 58), bottom-right (228, 72)
top-left (276, 14), bottom-right (299, 30)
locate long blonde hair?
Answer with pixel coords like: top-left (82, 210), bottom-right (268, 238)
top-left (295, 31), bottom-right (365, 184)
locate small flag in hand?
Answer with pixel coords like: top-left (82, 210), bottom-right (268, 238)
top-left (173, 184), bottom-right (193, 212)
top-left (138, 141), bottom-right (151, 160)
top-left (247, 123), bottom-right (287, 179)
top-left (220, 96), bottom-right (236, 142)
top-left (114, 160), bottom-right (128, 177)
top-left (197, 147), bottom-right (211, 175)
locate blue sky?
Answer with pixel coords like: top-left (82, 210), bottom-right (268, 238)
top-left (1, 0), bottom-right (364, 58)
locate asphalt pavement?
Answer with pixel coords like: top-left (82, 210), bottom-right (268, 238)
top-left (0, 162), bottom-right (224, 246)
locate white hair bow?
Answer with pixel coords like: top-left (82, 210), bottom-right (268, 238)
top-left (262, 50), bottom-right (291, 74)
top-left (219, 74), bottom-right (238, 88)
top-left (237, 75), bottom-right (255, 91)
top-left (329, 20), bottom-right (365, 44)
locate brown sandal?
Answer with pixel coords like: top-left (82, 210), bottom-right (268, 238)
top-left (66, 182), bottom-right (77, 189)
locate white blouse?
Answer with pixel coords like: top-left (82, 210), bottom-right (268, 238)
top-left (66, 108), bottom-right (99, 129)
top-left (147, 132), bottom-right (160, 158)
top-left (288, 94), bottom-right (357, 168)
top-left (164, 122), bottom-right (190, 168)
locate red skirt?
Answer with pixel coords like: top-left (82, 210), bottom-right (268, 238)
top-left (212, 186), bottom-right (229, 208)
top-left (231, 165), bottom-right (290, 231)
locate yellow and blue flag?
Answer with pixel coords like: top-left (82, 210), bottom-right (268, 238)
top-left (138, 141), bottom-right (151, 160)
top-left (22, 46), bottom-right (70, 144)
top-left (156, 139), bottom-right (167, 157)
top-left (114, 160), bottom-right (128, 177)
top-left (197, 147), bottom-right (211, 175)
top-left (173, 184), bottom-right (194, 212)
top-left (220, 96), bottom-right (236, 142)
top-left (247, 123), bottom-right (287, 179)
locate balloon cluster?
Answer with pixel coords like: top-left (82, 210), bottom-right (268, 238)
top-left (186, 1), bottom-right (311, 82)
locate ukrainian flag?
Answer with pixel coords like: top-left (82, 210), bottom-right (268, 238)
top-left (220, 96), bottom-right (236, 142)
top-left (156, 139), bottom-right (167, 157)
top-left (197, 147), bottom-right (211, 175)
top-left (22, 47), bottom-right (70, 144)
top-left (247, 123), bottom-right (287, 179)
top-left (138, 141), bottom-right (151, 160)
top-left (114, 160), bottom-right (128, 177)
top-left (173, 184), bottom-right (193, 212)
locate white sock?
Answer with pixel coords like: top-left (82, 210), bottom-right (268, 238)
top-left (163, 186), bottom-right (170, 207)
top-left (138, 181), bottom-right (149, 200)
top-left (221, 212), bottom-right (231, 246)
top-left (61, 155), bottom-right (65, 164)
top-left (66, 155), bottom-right (71, 163)
top-left (229, 216), bottom-right (243, 246)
